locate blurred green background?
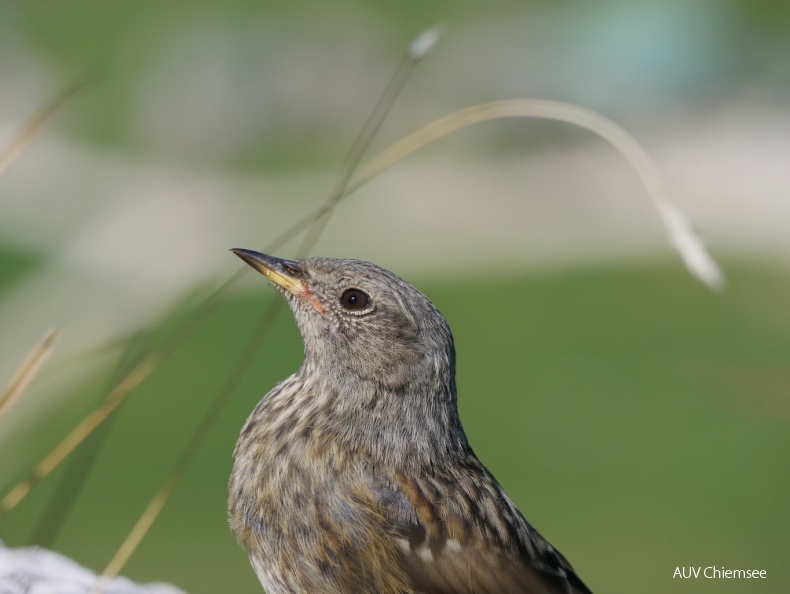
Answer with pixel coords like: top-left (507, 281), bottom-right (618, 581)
top-left (1, 1), bottom-right (789, 593)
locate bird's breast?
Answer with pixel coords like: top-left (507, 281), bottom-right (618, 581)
top-left (228, 375), bottom-right (357, 547)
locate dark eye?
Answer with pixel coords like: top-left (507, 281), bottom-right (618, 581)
top-left (340, 288), bottom-right (371, 312)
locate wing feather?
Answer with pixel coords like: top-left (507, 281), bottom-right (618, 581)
top-left (368, 464), bottom-right (592, 594)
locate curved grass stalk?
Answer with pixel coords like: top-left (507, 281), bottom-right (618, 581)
top-left (349, 100), bottom-right (724, 290)
top-left (252, 101), bottom-right (725, 292)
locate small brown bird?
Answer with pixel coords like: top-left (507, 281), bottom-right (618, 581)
top-left (228, 249), bottom-right (592, 594)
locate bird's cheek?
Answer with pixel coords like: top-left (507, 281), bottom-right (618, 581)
top-left (327, 319), bottom-right (350, 342)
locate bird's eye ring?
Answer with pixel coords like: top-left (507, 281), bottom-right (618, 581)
top-left (340, 288), bottom-right (372, 313)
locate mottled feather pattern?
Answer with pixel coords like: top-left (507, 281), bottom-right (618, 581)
top-left (227, 253), bottom-right (593, 594)
top-left (229, 374), bottom-right (412, 594)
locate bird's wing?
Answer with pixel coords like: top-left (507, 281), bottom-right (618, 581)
top-left (368, 464), bottom-right (592, 594)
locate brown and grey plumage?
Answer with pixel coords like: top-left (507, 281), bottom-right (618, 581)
top-left (227, 249), bottom-right (592, 594)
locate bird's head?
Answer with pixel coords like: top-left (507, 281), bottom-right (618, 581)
top-left (232, 249), bottom-right (455, 390)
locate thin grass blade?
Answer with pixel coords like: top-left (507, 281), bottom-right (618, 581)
top-left (0, 76), bottom-right (95, 178)
top-left (0, 329), bottom-right (59, 420)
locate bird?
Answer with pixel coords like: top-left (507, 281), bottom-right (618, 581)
top-left (227, 248), bottom-right (593, 594)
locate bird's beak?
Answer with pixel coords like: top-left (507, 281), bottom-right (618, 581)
top-left (231, 248), bottom-right (306, 294)
top-left (231, 248), bottom-right (325, 313)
